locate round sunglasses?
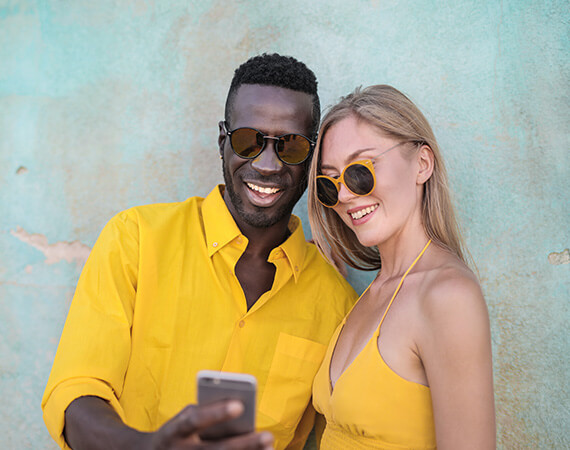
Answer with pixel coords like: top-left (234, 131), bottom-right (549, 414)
top-left (223, 122), bottom-right (314, 165)
top-left (316, 159), bottom-right (377, 207)
top-left (316, 142), bottom-right (406, 208)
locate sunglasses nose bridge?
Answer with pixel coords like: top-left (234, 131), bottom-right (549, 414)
top-left (251, 136), bottom-right (284, 171)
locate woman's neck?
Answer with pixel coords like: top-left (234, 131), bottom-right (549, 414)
top-left (375, 225), bottom-right (431, 280)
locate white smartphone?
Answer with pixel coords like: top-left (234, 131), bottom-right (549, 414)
top-left (197, 370), bottom-right (257, 440)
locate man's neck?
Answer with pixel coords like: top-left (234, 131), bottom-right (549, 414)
top-left (237, 216), bottom-right (292, 259)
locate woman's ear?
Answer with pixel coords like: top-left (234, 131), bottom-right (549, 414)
top-left (218, 121), bottom-right (227, 157)
top-left (417, 145), bottom-right (435, 184)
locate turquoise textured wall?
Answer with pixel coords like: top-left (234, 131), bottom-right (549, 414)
top-left (1, 1), bottom-right (568, 448)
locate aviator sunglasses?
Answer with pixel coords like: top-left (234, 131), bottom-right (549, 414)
top-left (316, 142), bottom-right (405, 208)
top-left (223, 121), bottom-right (315, 165)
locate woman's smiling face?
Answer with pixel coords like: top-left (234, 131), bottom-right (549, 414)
top-left (319, 115), bottom-right (423, 248)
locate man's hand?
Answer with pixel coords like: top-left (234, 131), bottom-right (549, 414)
top-left (64, 396), bottom-right (273, 450)
top-left (149, 400), bottom-right (273, 449)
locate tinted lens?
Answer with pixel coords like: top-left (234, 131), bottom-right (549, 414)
top-left (230, 128), bottom-right (263, 158)
top-left (345, 163), bottom-right (375, 195)
top-left (316, 177), bottom-right (339, 207)
top-left (277, 134), bottom-right (311, 164)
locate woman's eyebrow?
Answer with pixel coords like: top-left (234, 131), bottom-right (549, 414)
top-left (345, 147), bottom-right (377, 162)
top-left (321, 147), bottom-right (378, 171)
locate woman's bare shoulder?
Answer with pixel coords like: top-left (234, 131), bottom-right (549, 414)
top-left (417, 248), bottom-right (488, 330)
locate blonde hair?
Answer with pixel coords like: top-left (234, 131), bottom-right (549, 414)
top-left (308, 85), bottom-right (468, 270)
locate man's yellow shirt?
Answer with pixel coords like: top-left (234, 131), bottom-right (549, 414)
top-left (42, 185), bottom-right (356, 449)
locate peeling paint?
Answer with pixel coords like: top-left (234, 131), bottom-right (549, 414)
top-left (16, 166), bottom-right (28, 174)
top-left (10, 226), bottom-right (91, 266)
top-left (548, 249), bottom-right (570, 265)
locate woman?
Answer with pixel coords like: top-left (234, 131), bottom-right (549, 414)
top-left (308, 85), bottom-right (495, 449)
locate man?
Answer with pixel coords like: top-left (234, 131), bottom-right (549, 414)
top-left (42, 53), bottom-right (356, 449)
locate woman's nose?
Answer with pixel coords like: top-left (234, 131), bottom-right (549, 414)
top-left (336, 181), bottom-right (355, 203)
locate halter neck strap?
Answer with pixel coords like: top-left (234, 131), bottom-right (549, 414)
top-left (375, 239), bottom-right (432, 336)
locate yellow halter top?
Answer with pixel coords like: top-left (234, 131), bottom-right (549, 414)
top-left (313, 240), bottom-right (436, 449)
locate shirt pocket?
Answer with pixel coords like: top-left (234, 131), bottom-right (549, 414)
top-left (259, 332), bottom-right (326, 429)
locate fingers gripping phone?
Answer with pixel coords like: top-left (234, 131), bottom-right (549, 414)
top-left (197, 370), bottom-right (257, 440)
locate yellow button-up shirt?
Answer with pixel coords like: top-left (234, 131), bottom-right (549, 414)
top-left (42, 185), bottom-right (356, 449)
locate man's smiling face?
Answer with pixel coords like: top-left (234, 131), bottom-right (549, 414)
top-left (219, 84), bottom-right (314, 230)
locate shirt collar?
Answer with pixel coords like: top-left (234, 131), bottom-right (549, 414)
top-left (202, 185), bottom-right (307, 282)
top-left (203, 185), bottom-right (242, 257)
top-left (275, 215), bottom-right (306, 283)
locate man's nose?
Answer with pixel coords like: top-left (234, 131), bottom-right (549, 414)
top-left (251, 138), bottom-right (283, 174)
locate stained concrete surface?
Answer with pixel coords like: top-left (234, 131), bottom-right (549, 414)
top-left (1, 1), bottom-right (568, 448)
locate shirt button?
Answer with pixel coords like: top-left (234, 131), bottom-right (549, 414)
top-left (236, 238), bottom-right (242, 245)
top-left (212, 242), bottom-right (218, 247)
top-left (238, 320), bottom-right (245, 328)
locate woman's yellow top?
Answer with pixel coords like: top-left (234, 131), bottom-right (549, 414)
top-left (313, 241), bottom-right (436, 449)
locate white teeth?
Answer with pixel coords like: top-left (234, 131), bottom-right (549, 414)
top-left (350, 204), bottom-right (378, 220)
top-left (247, 183), bottom-right (280, 194)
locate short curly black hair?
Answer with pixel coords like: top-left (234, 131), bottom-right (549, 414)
top-left (224, 53), bottom-right (320, 139)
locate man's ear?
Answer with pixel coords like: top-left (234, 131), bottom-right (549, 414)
top-left (417, 145), bottom-right (435, 184)
top-left (218, 121), bottom-right (227, 157)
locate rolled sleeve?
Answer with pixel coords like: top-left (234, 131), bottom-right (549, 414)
top-left (42, 377), bottom-right (126, 448)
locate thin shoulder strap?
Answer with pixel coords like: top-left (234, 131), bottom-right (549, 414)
top-left (375, 240), bottom-right (432, 336)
